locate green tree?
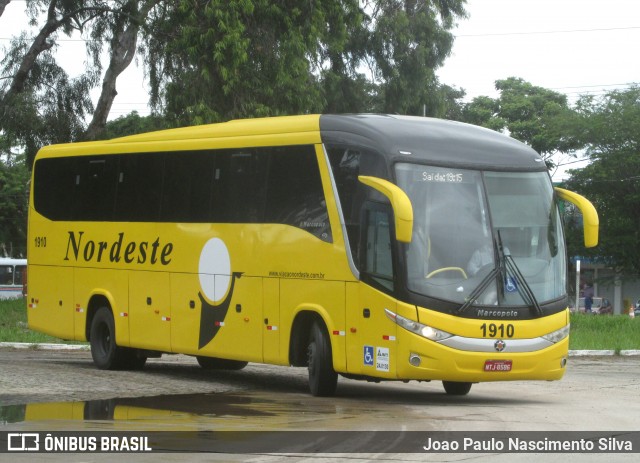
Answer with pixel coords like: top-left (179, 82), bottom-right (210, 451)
top-left (103, 111), bottom-right (168, 139)
top-left (145, 0), bottom-right (332, 125)
top-left (0, 154), bottom-right (28, 257)
top-left (0, 1), bottom-right (159, 160)
top-left (461, 77), bottom-right (580, 167)
top-left (1, 1), bottom-right (109, 163)
top-left (564, 86), bottom-right (640, 276)
top-left (84, 0), bottom-right (161, 141)
top-left (144, 0), bottom-right (468, 125)
top-left (368, 0), bottom-right (467, 115)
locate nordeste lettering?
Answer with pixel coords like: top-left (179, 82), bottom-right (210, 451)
top-left (64, 231), bottom-right (173, 265)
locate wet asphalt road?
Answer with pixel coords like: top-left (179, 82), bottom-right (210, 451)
top-left (1, 348), bottom-right (639, 462)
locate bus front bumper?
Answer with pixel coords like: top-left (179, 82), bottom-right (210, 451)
top-left (395, 334), bottom-right (569, 383)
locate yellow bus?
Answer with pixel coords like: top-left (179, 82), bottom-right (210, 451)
top-left (27, 114), bottom-right (598, 396)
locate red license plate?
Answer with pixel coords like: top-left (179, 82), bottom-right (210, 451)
top-left (484, 360), bottom-right (512, 372)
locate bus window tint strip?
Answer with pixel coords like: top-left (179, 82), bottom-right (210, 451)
top-left (32, 146), bottom-right (332, 243)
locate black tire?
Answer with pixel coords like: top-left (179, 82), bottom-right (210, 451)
top-left (90, 307), bottom-right (123, 370)
top-left (307, 321), bottom-right (338, 397)
top-left (89, 307), bottom-right (146, 370)
top-left (122, 351), bottom-right (147, 371)
top-left (83, 399), bottom-right (116, 420)
top-left (442, 381), bottom-right (472, 396)
top-left (196, 356), bottom-right (248, 370)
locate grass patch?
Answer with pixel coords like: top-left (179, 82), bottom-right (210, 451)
top-left (569, 313), bottom-right (640, 351)
top-left (2, 299), bottom-right (639, 351)
top-left (0, 298), bottom-right (80, 344)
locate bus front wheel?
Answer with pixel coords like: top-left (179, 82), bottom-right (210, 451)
top-left (442, 381), bottom-right (472, 396)
top-left (307, 321), bottom-right (338, 397)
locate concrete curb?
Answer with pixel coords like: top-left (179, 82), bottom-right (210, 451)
top-left (568, 349), bottom-right (640, 356)
top-left (0, 342), bottom-right (89, 350)
top-left (1, 342), bottom-right (639, 356)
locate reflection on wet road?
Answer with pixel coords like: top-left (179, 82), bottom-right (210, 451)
top-left (2, 351), bottom-right (640, 461)
top-left (2, 379), bottom-right (554, 434)
top-left (1, 351), bottom-right (640, 435)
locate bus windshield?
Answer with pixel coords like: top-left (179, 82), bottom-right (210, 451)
top-left (396, 163), bottom-right (566, 307)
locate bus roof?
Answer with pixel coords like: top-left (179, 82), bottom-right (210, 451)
top-left (35, 114), bottom-right (545, 172)
top-left (36, 115), bottom-right (323, 158)
top-left (319, 114), bottom-right (546, 172)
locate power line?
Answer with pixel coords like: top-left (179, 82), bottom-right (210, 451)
top-left (2, 25), bottom-right (640, 42)
top-left (551, 82), bottom-right (639, 91)
top-left (455, 26), bottom-right (640, 38)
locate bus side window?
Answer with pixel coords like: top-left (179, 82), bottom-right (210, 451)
top-left (115, 153), bottom-right (164, 222)
top-left (265, 146), bottom-right (331, 242)
top-left (75, 157), bottom-right (119, 221)
top-left (362, 205), bottom-right (394, 292)
top-left (162, 151), bottom-right (215, 222)
top-left (33, 157), bottom-right (77, 221)
top-left (212, 150), bottom-right (268, 223)
top-left (327, 147), bottom-right (362, 263)
top-left (14, 266), bottom-right (26, 286)
top-left (1, 266), bottom-right (12, 285)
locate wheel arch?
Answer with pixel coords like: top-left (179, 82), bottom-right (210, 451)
top-left (84, 292), bottom-right (117, 342)
top-left (289, 307), bottom-right (333, 367)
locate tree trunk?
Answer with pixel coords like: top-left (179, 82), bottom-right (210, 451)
top-left (84, 26), bottom-right (138, 141)
top-left (4, 18), bottom-right (58, 98)
top-left (84, 0), bottom-right (159, 141)
top-left (0, 0), bottom-right (11, 18)
top-left (0, 1), bottom-right (60, 118)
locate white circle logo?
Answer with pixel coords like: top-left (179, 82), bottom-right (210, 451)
top-left (198, 238), bottom-right (231, 303)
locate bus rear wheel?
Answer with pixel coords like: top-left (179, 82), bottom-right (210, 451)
top-left (90, 307), bottom-right (146, 370)
top-left (307, 321), bottom-right (338, 397)
top-left (442, 381), bottom-right (472, 396)
top-left (196, 356), bottom-right (248, 370)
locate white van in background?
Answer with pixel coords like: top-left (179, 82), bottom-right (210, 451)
top-left (0, 258), bottom-right (27, 299)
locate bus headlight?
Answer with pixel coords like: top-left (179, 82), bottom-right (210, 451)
top-left (385, 309), bottom-right (453, 341)
top-left (541, 324), bottom-right (570, 344)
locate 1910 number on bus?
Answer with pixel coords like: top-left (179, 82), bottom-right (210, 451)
top-left (480, 323), bottom-right (514, 338)
top-left (34, 236), bottom-right (47, 248)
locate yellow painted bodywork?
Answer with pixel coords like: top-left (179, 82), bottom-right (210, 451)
top-left (27, 114), bottom-right (571, 385)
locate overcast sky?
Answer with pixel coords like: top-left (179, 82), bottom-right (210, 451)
top-left (2, 0), bottom-right (638, 177)
top-left (439, 0), bottom-right (639, 101)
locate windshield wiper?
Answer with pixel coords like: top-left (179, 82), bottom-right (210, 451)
top-left (458, 266), bottom-right (499, 314)
top-left (458, 231), bottom-right (544, 317)
top-left (497, 230), bottom-right (544, 318)
top-left (458, 233), bottom-right (503, 314)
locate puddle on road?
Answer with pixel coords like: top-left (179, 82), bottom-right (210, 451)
top-left (0, 381), bottom-right (517, 431)
top-left (0, 391), bottom-right (373, 430)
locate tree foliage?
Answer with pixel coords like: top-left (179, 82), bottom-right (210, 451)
top-left (0, 153), bottom-right (28, 257)
top-left (2, 0), bottom-right (468, 160)
top-left (461, 77), bottom-right (580, 167)
top-left (0, 1), bottom-right (161, 161)
top-left (143, 0), bottom-right (467, 125)
top-left (84, 0), bottom-right (161, 141)
top-left (367, 0), bottom-right (466, 114)
top-left (103, 110), bottom-right (168, 139)
top-left (564, 86), bottom-right (640, 276)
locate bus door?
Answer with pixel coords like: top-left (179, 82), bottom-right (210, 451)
top-left (345, 282), bottom-right (397, 378)
top-left (345, 204), bottom-right (398, 378)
